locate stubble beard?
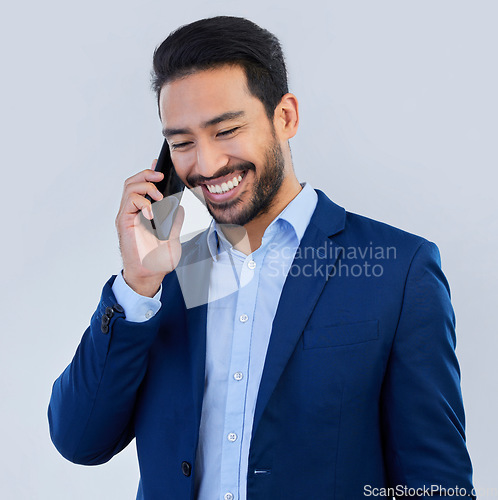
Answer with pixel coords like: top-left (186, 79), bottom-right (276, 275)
top-left (206, 138), bottom-right (286, 227)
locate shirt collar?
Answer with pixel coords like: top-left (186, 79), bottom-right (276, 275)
top-left (274, 182), bottom-right (317, 242)
top-left (206, 182), bottom-right (318, 261)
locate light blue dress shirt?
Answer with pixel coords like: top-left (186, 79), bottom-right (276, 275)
top-left (112, 183), bottom-right (318, 500)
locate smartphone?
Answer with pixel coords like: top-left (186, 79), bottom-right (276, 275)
top-left (144, 139), bottom-right (185, 240)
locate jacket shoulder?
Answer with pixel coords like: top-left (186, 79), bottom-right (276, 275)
top-left (344, 210), bottom-right (428, 247)
top-left (313, 189), bottom-right (431, 254)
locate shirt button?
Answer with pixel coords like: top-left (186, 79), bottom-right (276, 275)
top-left (181, 461), bottom-right (191, 477)
top-left (233, 372), bottom-right (244, 381)
top-left (224, 493), bottom-right (234, 500)
top-left (239, 314), bottom-right (249, 323)
top-left (144, 310), bottom-right (154, 320)
top-left (227, 432), bottom-right (237, 442)
top-left (247, 260), bottom-right (256, 270)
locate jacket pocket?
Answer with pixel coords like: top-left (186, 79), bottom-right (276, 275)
top-left (303, 319), bottom-right (379, 349)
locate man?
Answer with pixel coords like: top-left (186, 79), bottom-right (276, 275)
top-left (48, 16), bottom-right (475, 500)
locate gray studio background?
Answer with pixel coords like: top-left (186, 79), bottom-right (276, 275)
top-left (1, 0), bottom-right (496, 498)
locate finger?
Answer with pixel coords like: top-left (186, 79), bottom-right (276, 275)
top-left (168, 205), bottom-right (185, 241)
top-left (124, 180), bottom-right (164, 202)
top-left (128, 192), bottom-right (154, 220)
top-left (123, 167), bottom-right (164, 189)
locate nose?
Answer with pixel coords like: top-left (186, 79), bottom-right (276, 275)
top-left (195, 139), bottom-right (229, 178)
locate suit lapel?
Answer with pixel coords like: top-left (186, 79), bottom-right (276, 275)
top-left (252, 190), bottom-right (346, 435)
top-left (186, 302), bottom-right (208, 422)
top-left (176, 236), bottom-right (213, 423)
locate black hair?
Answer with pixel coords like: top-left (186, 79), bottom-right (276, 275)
top-left (151, 16), bottom-right (289, 120)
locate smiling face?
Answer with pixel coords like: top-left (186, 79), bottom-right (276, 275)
top-left (159, 64), bottom-right (299, 227)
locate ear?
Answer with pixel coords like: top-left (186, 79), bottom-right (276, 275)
top-left (273, 93), bottom-right (299, 140)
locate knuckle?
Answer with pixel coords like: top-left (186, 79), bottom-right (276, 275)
top-left (129, 192), bottom-right (141, 204)
top-left (132, 192), bottom-right (149, 208)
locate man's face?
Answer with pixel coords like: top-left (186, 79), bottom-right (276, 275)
top-left (159, 65), bottom-right (288, 226)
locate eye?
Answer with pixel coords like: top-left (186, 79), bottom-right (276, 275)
top-left (217, 127), bottom-right (239, 137)
top-left (170, 141), bottom-right (192, 151)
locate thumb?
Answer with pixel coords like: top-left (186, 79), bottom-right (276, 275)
top-left (168, 205), bottom-right (185, 241)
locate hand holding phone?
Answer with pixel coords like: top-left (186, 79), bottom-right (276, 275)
top-left (115, 154), bottom-right (185, 297)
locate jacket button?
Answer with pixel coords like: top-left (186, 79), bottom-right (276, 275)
top-left (181, 461), bottom-right (192, 477)
top-left (101, 314), bottom-right (110, 334)
top-left (105, 307), bottom-right (114, 318)
top-left (112, 303), bottom-right (124, 314)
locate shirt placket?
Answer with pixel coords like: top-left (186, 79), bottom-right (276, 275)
top-left (219, 251), bottom-right (263, 500)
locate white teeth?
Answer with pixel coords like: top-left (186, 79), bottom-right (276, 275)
top-left (206, 172), bottom-right (245, 194)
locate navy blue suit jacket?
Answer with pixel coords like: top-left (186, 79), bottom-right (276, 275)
top-left (49, 190), bottom-right (474, 499)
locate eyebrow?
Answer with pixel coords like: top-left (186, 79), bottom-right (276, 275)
top-left (162, 111), bottom-right (246, 139)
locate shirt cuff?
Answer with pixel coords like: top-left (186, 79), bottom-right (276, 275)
top-left (111, 271), bottom-right (162, 323)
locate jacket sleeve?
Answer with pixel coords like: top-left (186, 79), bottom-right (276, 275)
top-left (48, 275), bottom-right (163, 465)
top-left (380, 240), bottom-right (475, 498)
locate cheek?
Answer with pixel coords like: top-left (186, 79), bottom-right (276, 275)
top-left (224, 141), bottom-right (249, 159)
top-left (224, 136), bottom-right (266, 166)
top-left (171, 152), bottom-right (195, 182)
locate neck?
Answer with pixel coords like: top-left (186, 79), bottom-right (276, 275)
top-left (221, 176), bottom-right (303, 255)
